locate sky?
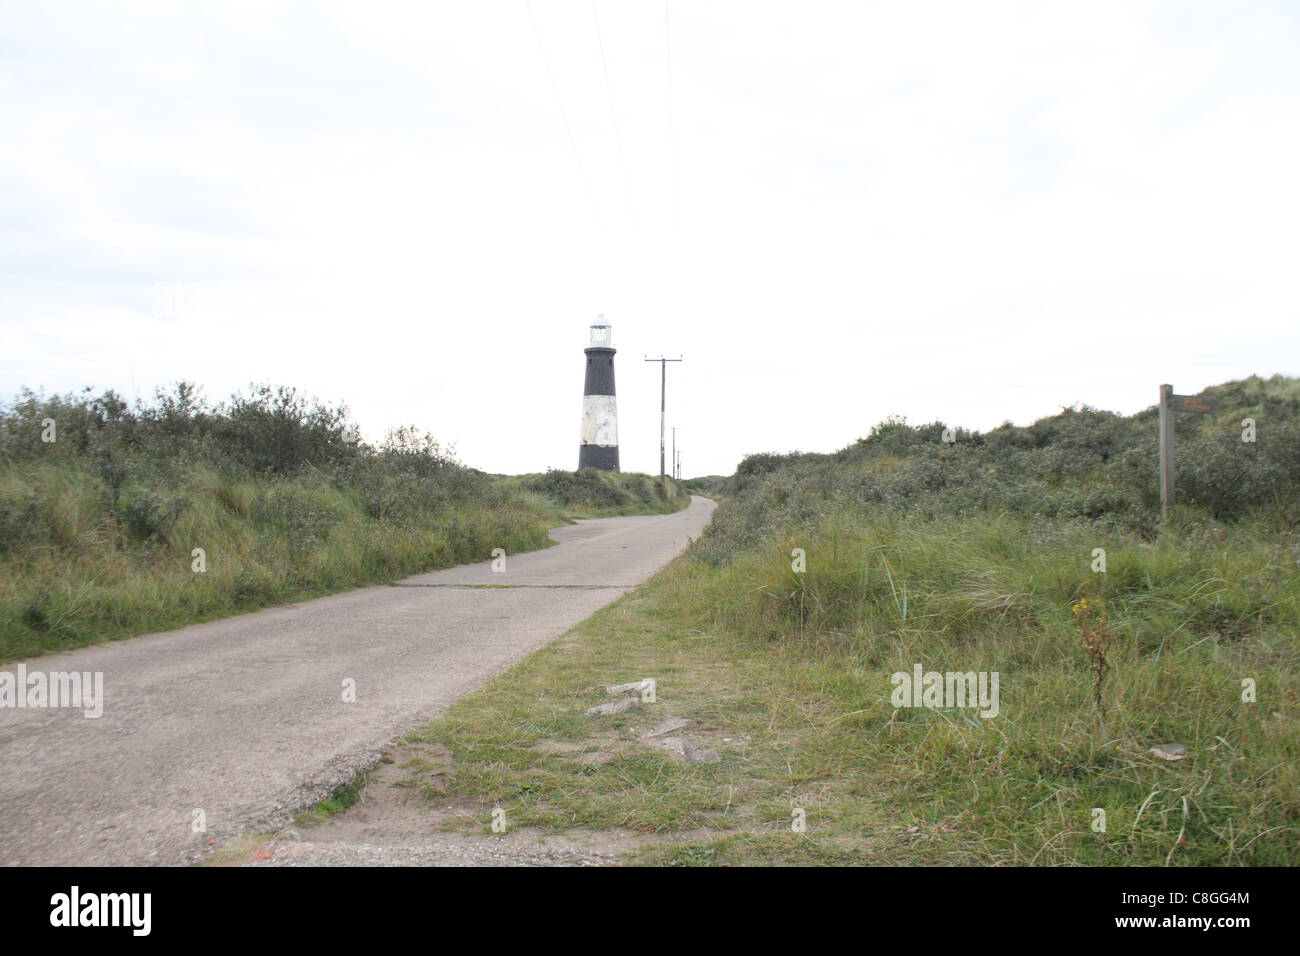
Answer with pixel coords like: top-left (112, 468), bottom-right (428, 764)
top-left (2, 0), bottom-right (1297, 477)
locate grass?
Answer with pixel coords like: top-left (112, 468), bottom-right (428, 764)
top-left (294, 765), bottom-right (379, 827)
top-left (403, 511), bottom-right (1298, 864)
top-left (2, 381), bottom-right (689, 661)
top-left (0, 465), bottom-right (534, 661)
top-left (10, 374), bottom-right (1295, 865)
top-left (401, 375), bottom-right (1300, 865)
top-left (497, 469), bottom-right (687, 518)
top-left (0, 455), bottom-right (687, 663)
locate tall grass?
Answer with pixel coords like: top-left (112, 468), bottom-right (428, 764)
top-left (0, 382), bottom-right (688, 661)
top-left (642, 510), bottom-right (1299, 864)
top-left (503, 468), bottom-right (687, 518)
top-left (659, 374), bottom-right (1300, 863)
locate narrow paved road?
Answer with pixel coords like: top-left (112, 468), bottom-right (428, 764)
top-left (0, 496), bottom-right (715, 866)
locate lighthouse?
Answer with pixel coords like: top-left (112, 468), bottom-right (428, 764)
top-left (579, 318), bottom-right (619, 470)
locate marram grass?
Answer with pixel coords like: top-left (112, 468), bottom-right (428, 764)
top-left (0, 459), bottom-right (687, 662)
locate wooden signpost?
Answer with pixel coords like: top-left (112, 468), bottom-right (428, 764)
top-left (1159, 383), bottom-right (1218, 523)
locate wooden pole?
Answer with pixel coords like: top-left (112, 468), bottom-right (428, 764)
top-left (660, 359), bottom-right (666, 478)
top-left (1159, 383), bottom-right (1174, 524)
top-left (645, 356), bottom-right (682, 480)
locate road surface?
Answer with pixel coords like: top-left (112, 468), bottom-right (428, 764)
top-left (0, 496), bottom-right (715, 866)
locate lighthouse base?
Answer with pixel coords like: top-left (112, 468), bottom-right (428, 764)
top-left (578, 445), bottom-right (620, 471)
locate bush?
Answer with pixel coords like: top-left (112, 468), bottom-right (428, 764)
top-left (0, 495), bottom-right (45, 554)
top-left (121, 492), bottom-right (188, 544)
top-left (1179, 421), bottom-right (1300, 523)
top-left (692, 375), bottom-right (1300, 567)
top-left (0, 377), bottom-right (692, 660)
top-left (523, 469), bottom-right (623, 508)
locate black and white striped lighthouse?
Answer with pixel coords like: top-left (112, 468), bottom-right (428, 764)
top-left (579, 318), bottom-right (619, 471)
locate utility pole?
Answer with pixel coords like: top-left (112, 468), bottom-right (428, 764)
top-left (671, 427), bottom-right (680, 481)
top-left (645, 355), bottom-right (682, 479)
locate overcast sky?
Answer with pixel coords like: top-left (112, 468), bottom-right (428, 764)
top-left (2, 1), bottom-right (1297, 476)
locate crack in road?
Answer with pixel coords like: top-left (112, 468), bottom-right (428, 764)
top-left (390, 583), bottom-right (629, 590)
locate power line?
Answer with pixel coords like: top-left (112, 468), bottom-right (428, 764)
top-left (665, 0), bottom-right (677, 232)
top-left (525, 0), bottom-right (601, 231)
top-left (591, 0), bottom-right (634, 224)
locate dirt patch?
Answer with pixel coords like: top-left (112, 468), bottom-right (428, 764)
top-left (532, 735), bottom-right (622, 766)
top-left (217, 740), bottom-right (732, 866)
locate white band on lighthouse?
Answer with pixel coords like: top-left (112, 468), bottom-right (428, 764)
top-left (581, 395), bottom-right (618, 447)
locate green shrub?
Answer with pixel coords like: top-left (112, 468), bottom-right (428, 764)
top-left (121, 492), bottom-right (188, 543)
top-left (0, 495), bottom-right (45, 553)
